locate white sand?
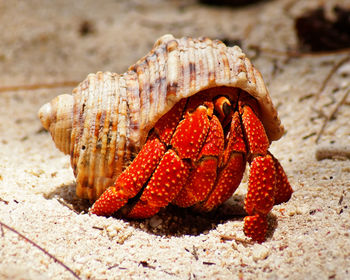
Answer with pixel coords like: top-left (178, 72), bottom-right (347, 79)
top-left (1, 0), bottom-right (349, 279)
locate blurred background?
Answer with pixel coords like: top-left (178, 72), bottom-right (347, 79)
top-left (1, 0), bottom-right (349, 89)
top-left (1, 1), bottom-right (350, 279)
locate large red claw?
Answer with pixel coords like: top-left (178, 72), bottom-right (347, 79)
top-left (173, 157), bottom-right (218, 207)
top-left (198, 153), bottom-right (245, 212)
top-left (171, 106), bottom-right (210, 160)
top-left (128, 149), bottom-right (190, 218)
top-left (173, 115), bottom-right (224, 207)
top-left (197, 110), bottom-right (247, 212)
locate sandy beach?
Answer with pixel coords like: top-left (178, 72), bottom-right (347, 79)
top-left (1, 0), bottom-right (349, 279)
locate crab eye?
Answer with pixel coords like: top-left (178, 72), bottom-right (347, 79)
top-left (222, 101), bottom-right (232, 117)
top-left (214, 96), bottom-right (232, 121)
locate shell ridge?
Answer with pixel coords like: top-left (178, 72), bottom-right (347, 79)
top-left (178, 38), bottom-right (190, 99)
top-left (155, 42), bottom-right (168, 120)
top-left (75, 73), bottom-right (98, 198)
top-left (71, 80), bottom-right (86, 178)
top-left (193, 40), bottom-right (202, 93)
top-left (220, 48), bottom-right (231, 84)
top-left (87, 72), bottom-right (105, 198)
top-left (94, 72), bottom-right (114, 198)
top-left (199, 40), bottom-right (209, 89)
top-left (136, 60), bottom-right (151, 133)
top-left (124, 71), bottom-right (140, 163)
top-left (187, 39), bottom-right (196, 94)
top-left (243, 54), bottom-right (256, 86)
top-left (115, 76), bottom-right (128, 176)
top-left (215, 47), bottom-right (225, 85)
top-left (144, 53), bottom-right (158, 134)
top-left (165, 39), bottom-right (180, 104)
top-left (206, 39), bottom-right (216, 85)
top-left (107, 74), bottom-right (120, 174)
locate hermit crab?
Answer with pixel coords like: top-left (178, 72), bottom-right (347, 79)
top-left (38, 34), bottom-right (293, 242)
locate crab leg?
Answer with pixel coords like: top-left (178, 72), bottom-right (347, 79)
top-left (270, 152), bottom-right (293, 205)
top-left (244, 153), bottom-right (292, 242)
top-left (240, 103), bottom-right (280, 242)
top-left (198, 153), bottom-right (245, 212)
top-left (197, 111), bottom-right (246, 212)
top-left (127, 104), bottom-right (212, 217)
top-left (244, 155), bottom-right (276, 242)
top-left (173, 115), bottom-right (224, 207)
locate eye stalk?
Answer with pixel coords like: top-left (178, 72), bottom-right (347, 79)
top-left (38, 94), bottom-right (74, 154)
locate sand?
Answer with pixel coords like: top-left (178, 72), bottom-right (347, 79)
top-left (0, 0), bottom-right (349, 279)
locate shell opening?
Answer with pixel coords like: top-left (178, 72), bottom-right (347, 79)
top-left (38, 94), bottom-right (74, 155)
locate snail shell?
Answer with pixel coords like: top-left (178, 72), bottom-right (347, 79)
top-left (38, 34), bottom-right (283, 201)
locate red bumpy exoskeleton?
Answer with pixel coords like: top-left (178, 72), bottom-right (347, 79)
top-left (90, 87), bottom-right (293, 242)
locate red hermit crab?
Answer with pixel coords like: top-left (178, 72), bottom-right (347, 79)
top-left (38, 34), bottom-right (293, 242)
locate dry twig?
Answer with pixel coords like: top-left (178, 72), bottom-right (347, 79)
top-left (0, 197), bottom-right (9, 205)
top-left (0, 220), bottom-right (81, 280)
top-left (219, 234), bottom-right (253, 246)
top-left (315, 145), bottom-right (350, 161)
top-left (56, 198), bottom-right (80, 214)
top-left (0, 81), bottom-right (79, 93)
top-left (315, 89), bottom-right (350, 143)
top-left (314, 55), bottom-right (350, 101)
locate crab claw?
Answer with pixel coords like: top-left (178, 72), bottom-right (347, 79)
top-left (173, 115), bottom-right (224, 207)
top-left (127, 150), bottom-right (190, 218)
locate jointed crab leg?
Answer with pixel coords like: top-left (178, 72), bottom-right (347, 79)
top-left (128, 149), bottom-right (190, 218)
top-left (271, 153), bottom-right (293, 205)
top-left (129, 103), bottom-right (213, 217)
top-left (173, 115), bottom-right (224, 207)
top-left (196, 111), bottom-right (246, 212)
top-left (89, 135), bottom-right (166, 216)
top-left (239, 103), bottom-right (292, 242)
top-left (244, 155), bottom-right (276, 242)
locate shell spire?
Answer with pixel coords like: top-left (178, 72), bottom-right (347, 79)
top-left (38, 94), bottom-right (74, 155)
top-left (38, 34), bottom-right (284, 201)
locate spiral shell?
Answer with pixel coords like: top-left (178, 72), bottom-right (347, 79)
top-left (38, 34), bottom-right (284, 201)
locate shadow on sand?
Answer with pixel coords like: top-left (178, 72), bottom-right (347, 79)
top-left (44, 184), bottom-right (278, 239)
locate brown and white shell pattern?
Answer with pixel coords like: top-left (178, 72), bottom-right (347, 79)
top-left (38, 34), bottom-right (284, 201)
